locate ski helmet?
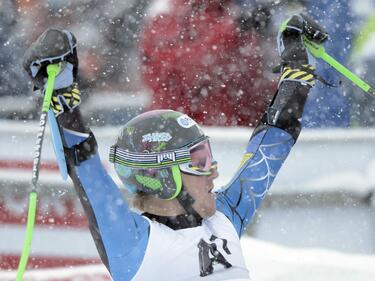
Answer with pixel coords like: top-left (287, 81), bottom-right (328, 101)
top-left (109, 109), bottom-right (215, 200)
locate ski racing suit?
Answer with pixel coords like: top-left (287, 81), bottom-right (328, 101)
top-left (57, 68), bottom-right (313, 281)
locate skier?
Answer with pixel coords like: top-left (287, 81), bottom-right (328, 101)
top-left (23, 14), bottom-right (327, 281)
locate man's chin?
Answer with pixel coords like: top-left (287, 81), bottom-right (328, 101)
top-left (199, 205), bottom-right (216, 219)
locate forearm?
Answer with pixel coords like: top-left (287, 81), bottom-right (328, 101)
top-left (217, 73), bottom-right (313, 236)
top-left (216, 126), bottom-right (295, 236)
top-left (253, 69), bottom-right (312, 141)
top-left (57, 106), bottom-right (90, 134)
top-left (57, 107), bottom-right (149, 277)
top-left (67, 151), bottom-right (149, 275)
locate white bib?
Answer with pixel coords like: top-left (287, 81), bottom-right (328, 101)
top-left (132, 211), bottom-right (250, 281)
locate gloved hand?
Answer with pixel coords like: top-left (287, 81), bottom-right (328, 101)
top-left (23, 28), bottom-right (81, 116)
top-left (277, 13), bottom-right (328, 68)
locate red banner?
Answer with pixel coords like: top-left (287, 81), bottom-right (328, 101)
top-left (0, 160), bottom-right (101, 270)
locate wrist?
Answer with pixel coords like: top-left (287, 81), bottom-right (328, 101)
top-left (51, 82), bottom-right (81, 117)
top-left (278, 64), bottom-right (316, 88)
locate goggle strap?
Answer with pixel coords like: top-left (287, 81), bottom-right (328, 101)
top-left (109, 146), bottom-right (192, 168)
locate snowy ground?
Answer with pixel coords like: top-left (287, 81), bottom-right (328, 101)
top-left (242, 238), bottom-right (375, 281)
top-left (1, 237), bottom-right (375, 281)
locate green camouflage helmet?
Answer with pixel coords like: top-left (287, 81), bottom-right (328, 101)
top-left (109, 109), bottom-right (206, 199)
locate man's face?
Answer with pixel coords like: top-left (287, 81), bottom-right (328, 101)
top-left (181, 167), bottom-right (219, 218)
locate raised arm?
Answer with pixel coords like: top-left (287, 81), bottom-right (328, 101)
top-left (23, 29), bottom-right (149, 280)
top-left (216, 14), bottom-right (328, 236)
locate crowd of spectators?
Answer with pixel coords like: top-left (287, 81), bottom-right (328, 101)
top-left (0, 0), bottom-right (374, 127)
top-left (1, 0), bottom-right (151, 121)
top-left (139, 0), bottom-right (277, 126)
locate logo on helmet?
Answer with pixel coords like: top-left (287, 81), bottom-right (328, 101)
top-left (177, 115), bottom-right (196, 128)
top-left (157, 152), bottom-right (176, 164)
top-left (142, 132), bottom-right (172, 143)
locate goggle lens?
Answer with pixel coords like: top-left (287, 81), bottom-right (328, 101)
top-left (179, 139), bottom-right (217, 176)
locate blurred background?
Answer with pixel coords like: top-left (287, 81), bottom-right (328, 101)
top-left (1, 0), bottom-right (375, 280)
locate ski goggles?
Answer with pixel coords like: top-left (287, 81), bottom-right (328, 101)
top-left (179, 139), bottom-right (217, 176)
top-left (109, 138), bottom-right (217, 176)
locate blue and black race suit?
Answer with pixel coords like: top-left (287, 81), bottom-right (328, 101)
top-left (59, 80), bottom-right (310, 280)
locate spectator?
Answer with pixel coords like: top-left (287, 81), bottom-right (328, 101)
top-left (0, 0), bottom-right (35, 120)
top-left (139, 0), bottom-right (276, 126)
top-left (0, 0), bottom-right (29, 97)
top-left (61, 0), bottom-right (151, 92)
top-left (12, 0), bottom-right (151, 124)
top-left (302, 0), bottom-right (355, 127)
top-left (16, 0), bottom-right (149, 93)
top-left (348, 6), bottom-right (375, 126)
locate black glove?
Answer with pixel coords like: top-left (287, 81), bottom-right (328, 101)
top-left (23, 28), bottom-right (81, 116)
top-left (23, 28), bottom-right (78, 90)
top-left (277, 13), bottom-right (328, 68)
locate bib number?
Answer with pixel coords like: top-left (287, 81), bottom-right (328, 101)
top-left (197, 235), bottom-right (232, 277)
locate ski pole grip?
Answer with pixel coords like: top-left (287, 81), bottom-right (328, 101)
top-left (42, 63), bottom-right (61, 113)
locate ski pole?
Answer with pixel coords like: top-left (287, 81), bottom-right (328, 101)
top-left (16, 63), bottom-right (60, 281)
top-left (303, 37), bottom-right (375, 96)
